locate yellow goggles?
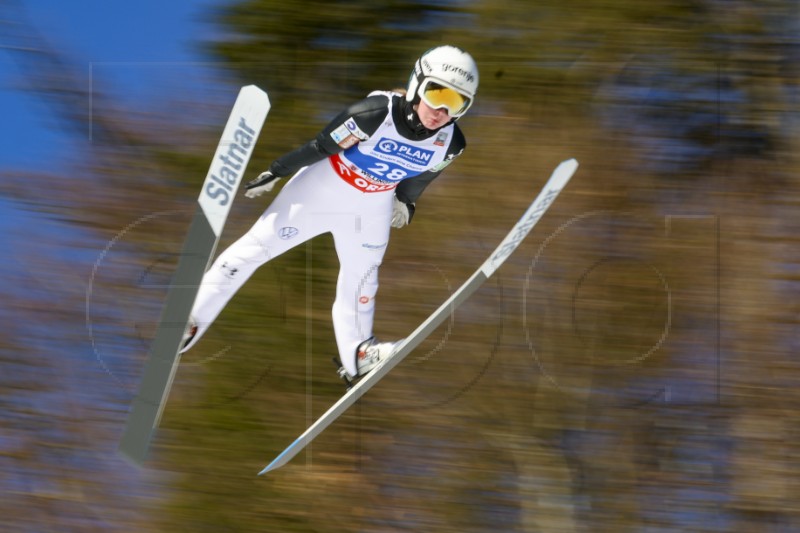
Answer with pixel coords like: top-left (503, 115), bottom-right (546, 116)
top-left (419, 79), bottom-right (472, 117)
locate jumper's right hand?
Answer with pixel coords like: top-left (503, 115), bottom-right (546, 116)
top-left (244, 171), bottom-right (281, 198)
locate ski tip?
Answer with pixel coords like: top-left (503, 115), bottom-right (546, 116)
top-left (241, 83), bottom-right (269, 97)
top-left (559, 158), bottom-right (579, 172)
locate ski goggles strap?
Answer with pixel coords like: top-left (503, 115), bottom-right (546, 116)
top-left (418, 79), bottom-right (473, 117)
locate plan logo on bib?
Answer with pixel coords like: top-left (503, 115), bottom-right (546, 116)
top-left (375, 138), bottom-right (434, 166)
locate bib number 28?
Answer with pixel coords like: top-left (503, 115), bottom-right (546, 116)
top-left (367, 162), bottom-right (408, 182)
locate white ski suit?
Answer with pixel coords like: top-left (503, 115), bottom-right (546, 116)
top-left (185, 90), bottom-right (467, 377)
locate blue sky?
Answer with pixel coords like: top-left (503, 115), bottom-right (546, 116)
top-left (1, 0), bottom-right (220, 171)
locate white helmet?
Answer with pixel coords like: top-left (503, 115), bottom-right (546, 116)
top-left (406, 45), bottom-right (479, 118)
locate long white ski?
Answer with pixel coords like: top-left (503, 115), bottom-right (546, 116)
top-left (119, 85), bottom-right (271, 465)
top-left (259, 158), bottom-right (578, 475)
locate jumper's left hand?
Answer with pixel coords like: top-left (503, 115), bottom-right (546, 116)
top-left (391, 196), bottom-right (414, 228)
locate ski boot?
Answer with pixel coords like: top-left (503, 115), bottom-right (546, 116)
top-left (355, 336), bottom-right (398, 377)
top-left (180, 319), bottom-right (198, 352)
top-left (332, 337), bottom-right (400, 390)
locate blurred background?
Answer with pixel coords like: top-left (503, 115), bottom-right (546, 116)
top-left (1, 0), bottom-right (798, 531)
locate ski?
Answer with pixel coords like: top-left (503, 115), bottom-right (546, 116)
top-left (258, 158), bottom-right (578, 475)
top-left (119, 85), bottom-right (271, 465)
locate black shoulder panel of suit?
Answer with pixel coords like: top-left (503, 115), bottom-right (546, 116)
top-left (395, 122), bottom-right (467, 206)
top-left (268, 94), bottom-right (390, 178)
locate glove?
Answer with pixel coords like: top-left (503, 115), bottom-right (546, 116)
top-left (391, 196), bottom-right (415, 228)
top-left (244, 171), bottom-right (282, 198)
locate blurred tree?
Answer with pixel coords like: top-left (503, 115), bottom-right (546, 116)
top-left (207, 0), bottom-right (471, 92)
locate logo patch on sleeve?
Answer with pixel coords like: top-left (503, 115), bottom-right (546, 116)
top-left (331, 117), bottom-right (369, 149)
top-left (344, 118), bottom-right (368, 140)
top-left (429, 151), bottom-right (461, 172)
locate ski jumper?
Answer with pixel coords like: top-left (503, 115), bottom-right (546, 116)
top-left (185, 91), bottom-right (466, 377)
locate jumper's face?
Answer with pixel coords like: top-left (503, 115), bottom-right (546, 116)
top-left (415, 99), bottom-right (452, 130)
